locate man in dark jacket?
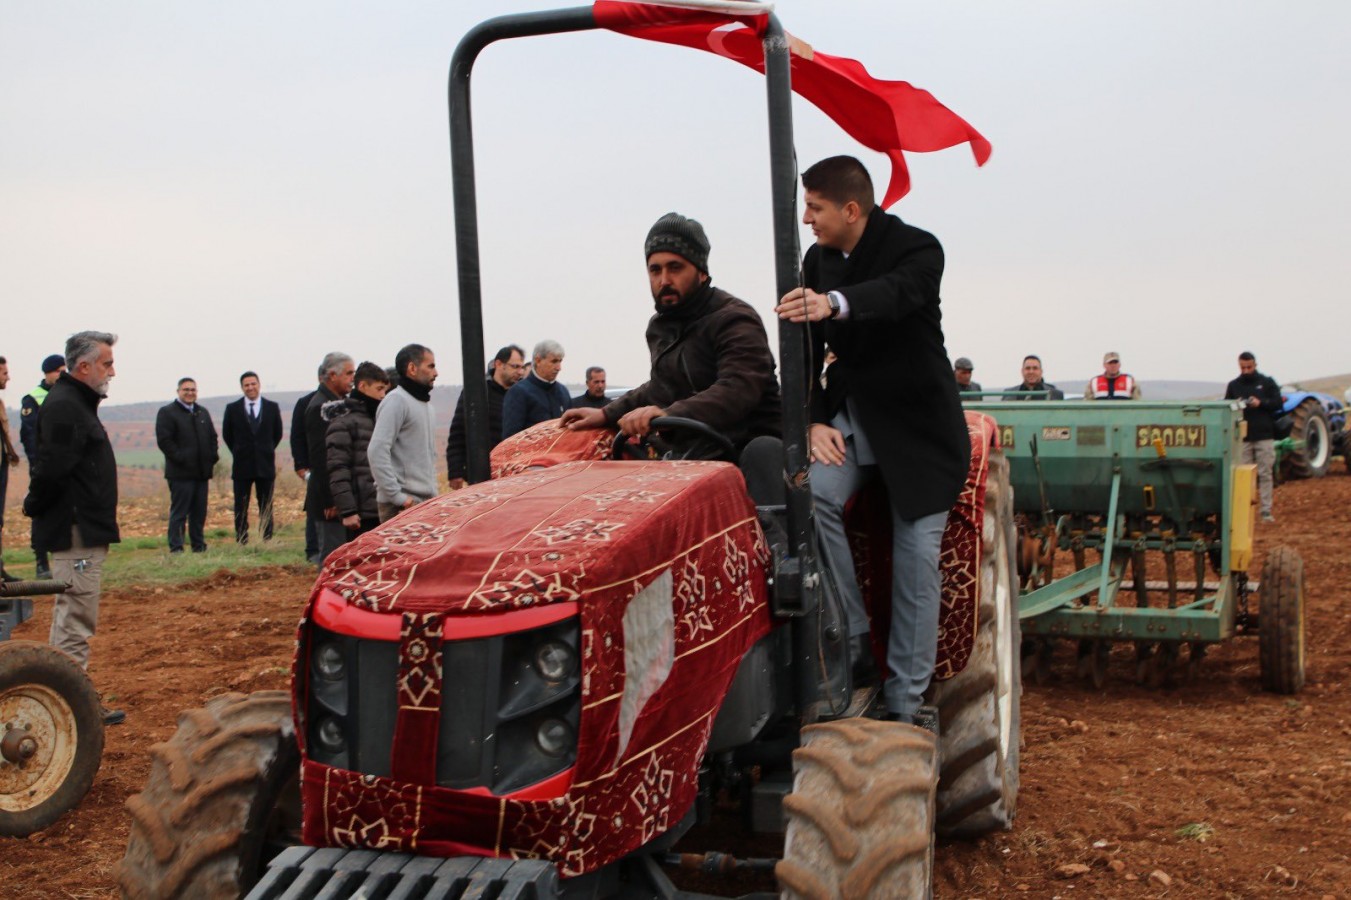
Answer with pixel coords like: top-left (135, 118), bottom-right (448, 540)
top-left (776, 156), bottom-right (969, 730)
top-left (306, 352), bottom-right (356, 565)
top-left (291, 388), bottom-right (319, 562)
top-left (0, 356), bottom-right (14, 581)
top-left (1007, 355), bottom-right (1064, 400)
top-left (1224, 351), bottom-right (1282, 522)
top-left (562, 212), bottom-right (780, 453)
top-left (570, 367), bottom-right (610, 409)
top-left (325, 362), bottom-right (390, 539)
top-left (221, 371), bottom-right (284, 544)
top-left (23, 331), bottom-right (123, 724)
top-left (19, 354), bottom-right (66, 579)
top-left (156, 377), bottom-right (220, 553)
top-left (502, 341), bottom-right (571, 438)
top-left (446, 344), bottom-right (525, 489)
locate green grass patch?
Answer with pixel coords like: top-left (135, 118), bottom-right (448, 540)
top-left (1174, 822), bottom-right (1214, 842)
top-left (3, 523), bottom-right (312, 588)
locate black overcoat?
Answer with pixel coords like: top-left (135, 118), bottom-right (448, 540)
top-left (23, 373), bottom-right (120, 551)
top-left (156, 400), bottom-right (219, 481)
top-left (222, 396), bottom-right (284, 480)
top-left (805, 207), bottom-right (970, 519)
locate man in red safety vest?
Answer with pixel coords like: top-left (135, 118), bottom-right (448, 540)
top-left (1084, 351), bottom-right (1141, 401)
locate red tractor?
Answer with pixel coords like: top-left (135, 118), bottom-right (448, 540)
top-left (119, 5), bottom-right (1017, 898)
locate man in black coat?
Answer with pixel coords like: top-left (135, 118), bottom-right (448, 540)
top-left (1007, 355), bottom-right (1064, 400)
top-left (305, 352), bottom-right (355, 565)
top-left (1224, 351), bottom-right (1283, 522)
top-left (19, 354), bottom-right (66, 579)
top-left (221, 370), bottom-right (284, 544)
top-left (569, 367), bottom-right (610, 410)
top-left (291, 388), bottom-right (319, 562)
top-left (155, 377), bottom-right (220, 553)
top-left (776, 156), bottom-right (970, 730)
top-left (23, 331), bottom-right (124, 724)
top-left (445, 344), bottom-right (525, 489)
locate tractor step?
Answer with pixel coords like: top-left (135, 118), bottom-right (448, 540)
top-left (245, 846), bottom-right (560, 899)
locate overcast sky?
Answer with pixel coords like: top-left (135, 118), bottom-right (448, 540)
top-left (3, 1), bottom-right (1347, 405)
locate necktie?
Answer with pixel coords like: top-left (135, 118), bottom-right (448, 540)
top-left (249, 402), bottom-right (258, 421)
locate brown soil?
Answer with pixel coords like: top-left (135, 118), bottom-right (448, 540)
top-left (2, 476), bottom-right (1349, 899)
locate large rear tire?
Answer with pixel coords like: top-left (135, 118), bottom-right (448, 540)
top-left (777, 719), bottom-right (937, 900)
top-left (1259, 547), bottom-right (1305, 694)
top-left (0, 641), bottom-right (105, 837)
top-left (118, 691), bottom-right (299, 900)
top-left (1282, 399), bottom-right (1331, 480)
top-left (930, 452), bottom-right (1021, 838)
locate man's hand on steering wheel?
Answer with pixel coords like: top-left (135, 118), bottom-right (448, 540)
top-left (617, 405), bottom-right (667, 437)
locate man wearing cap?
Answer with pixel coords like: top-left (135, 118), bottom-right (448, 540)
top-left (19, 354), bottom-right (67, 578)
top-left (561, 212), bottom-right (780, 452)
top-left (1084, 352), bottom-right (1141, 401)
top-left (953, 357), bottom-right (982, 395)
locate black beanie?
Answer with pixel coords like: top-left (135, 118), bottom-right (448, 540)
top-left (644, 212), bottom-right (710, 273)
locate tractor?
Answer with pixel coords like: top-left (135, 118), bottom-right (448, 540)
top-left (118, 4), bottom-right (1018, 898)
top-left (0, 579), bottom-right (105, 839)
top-left (1274, 387), bottom-right (1348, 479)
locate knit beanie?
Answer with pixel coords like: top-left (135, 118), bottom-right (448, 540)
top-left (644, 212), bottom-right (710, 274)
top-left (42, 354), bottom-right (65, 374)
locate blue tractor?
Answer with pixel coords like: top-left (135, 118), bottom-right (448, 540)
top-left (1276, 387), bottom-right (1349, 479)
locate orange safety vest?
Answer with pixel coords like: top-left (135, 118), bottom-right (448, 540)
top-left (1090, 374), bottom-right (1136, 400)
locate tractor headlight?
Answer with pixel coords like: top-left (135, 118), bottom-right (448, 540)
top-left (535, 717), bottom-right (575, 758)
top-left (534, 640), bottom-right (576, 682)
top-left (316, 716), bottom-right (347, 753)
top-left (315, 641), bottom-right (346, 681)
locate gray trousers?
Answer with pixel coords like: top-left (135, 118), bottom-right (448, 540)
top-left (812, 438), bottom-right (947, 718)
top-left (49, 528), bottom-right (108, 670)
top-left (1241, 439), bottom-right (1275, 516)
top-left (316, 520), bottom-right (349, 566)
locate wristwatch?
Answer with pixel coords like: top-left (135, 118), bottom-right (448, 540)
top-left (826, 291), bottom-right (842, 318)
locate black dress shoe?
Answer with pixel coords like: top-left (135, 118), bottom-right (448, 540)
top-left (101, 706), bottom-right (126, 726)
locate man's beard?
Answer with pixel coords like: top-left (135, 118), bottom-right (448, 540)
top-left (90, 374), bottom-right (112, 397)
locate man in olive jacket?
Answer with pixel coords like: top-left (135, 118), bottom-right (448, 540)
top-left (776, 156), bottom-right (970, 730)
top-left (23, 331), bottom-right (124, 724)
top-left (155, 377), bottom-right (220, 553)
top-left (562, 212), bottom-right (780, 453)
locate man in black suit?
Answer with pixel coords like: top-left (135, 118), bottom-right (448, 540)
top-left (155, 377), bottom-right (220, 553)
top-left (776, 156), bottom-right (970, 731)
top-left (291, 388), bottom-right (319, 562)
top-left (222, 371), bottom-right (284, 544)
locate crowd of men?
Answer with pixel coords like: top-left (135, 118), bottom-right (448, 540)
top-left (0, 154), bottom-right (1296, 734)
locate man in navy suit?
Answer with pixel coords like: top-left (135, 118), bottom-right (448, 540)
top-left (222, 371), bottom-right (284, 544)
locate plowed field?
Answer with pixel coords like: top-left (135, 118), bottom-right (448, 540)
top-left (3, 474), bottom-right (1349, 898)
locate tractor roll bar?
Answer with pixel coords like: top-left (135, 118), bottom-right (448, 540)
top-left (447, 7), bottom-right (822, 705)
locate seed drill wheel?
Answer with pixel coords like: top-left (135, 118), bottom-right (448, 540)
top-left (1281, 399), bottom-right (1331, 480)
top-left (0, 641), bottom-right (105, 837)
top-left (1258, 547), bottom-right (1305, 694)
top-left (118, 691), bottom-right (299, 900)
top-left (931, 451), bottom-right (1021, 838)
top-left (778, 718), bottom-right (937, 900)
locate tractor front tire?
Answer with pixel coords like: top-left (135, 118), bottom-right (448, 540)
top-left (118, 691), bottom-right (299, 900)
top-left (778, 719), bottom-right (937, 900)
top-left (1258, 547), bottom-right (1305, 694)
top-left (930, 452), bottom-right (1021, 839)
top-left (0, 641), bottom-right (105, 837)
top-left (1282, 399), bottom-right (1331, 480)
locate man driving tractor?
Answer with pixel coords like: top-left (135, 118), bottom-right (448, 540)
top-left (560, 212), bottom-right (780, 453)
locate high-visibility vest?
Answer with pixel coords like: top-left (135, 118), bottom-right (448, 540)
top-left (1090, 374), bottom-right (1136, 400)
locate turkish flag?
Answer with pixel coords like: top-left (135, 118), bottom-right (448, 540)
top-left (593, 1), bottom-right (991, 207)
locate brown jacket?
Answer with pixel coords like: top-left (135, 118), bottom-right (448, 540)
top-left (605, 284), bottom-right (780, 451)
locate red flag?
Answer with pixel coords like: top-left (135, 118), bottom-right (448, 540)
top-left (593, 1), bottom-right (991, 206)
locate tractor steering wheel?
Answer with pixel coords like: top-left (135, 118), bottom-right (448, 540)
top-left (611, 416), bottom-right (738, 463)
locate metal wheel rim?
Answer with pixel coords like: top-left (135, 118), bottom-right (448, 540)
top-left (1306, 415), bottom-right (1329, 469)
top-left (994, 522), bottom-right (1015, 762)
top-left (0, 683), bottom-right (79, 812)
